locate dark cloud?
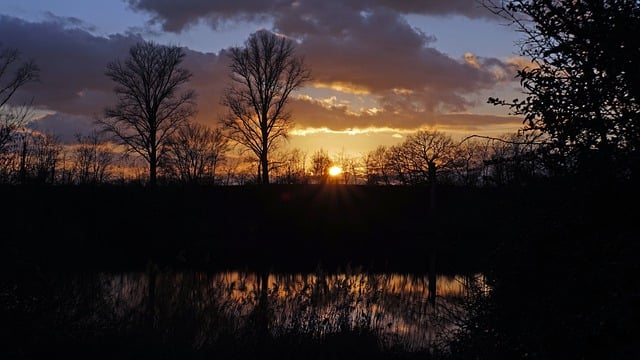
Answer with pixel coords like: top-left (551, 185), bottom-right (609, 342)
top-left (28, 113), bottom-right (97, 144)
top-left (0, 15), bottom-right (137, 116)
top-left (364, 0), bottom-right (496, 18)
top-left (42, 11), bottom-right (97, 33)
top-left (127, 0), bottom-right (284, 32)
top-left (127, 0), bottom-right (496, 32)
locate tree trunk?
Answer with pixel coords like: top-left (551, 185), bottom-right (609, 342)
top-left (149, 151), bottom-right (157, 187)
top-left (19, 139), bottom-right (27, 184)
top-left (261, 152), bottom-right (269, 185)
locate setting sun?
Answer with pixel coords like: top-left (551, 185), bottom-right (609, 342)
top-left (328, 166), bottom-right (342, 177)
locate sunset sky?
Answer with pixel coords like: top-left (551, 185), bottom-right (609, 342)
top-left (2, 0), bottom-right (528, 158)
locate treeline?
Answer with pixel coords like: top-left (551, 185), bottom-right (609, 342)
top-left (0, 124), bottom-right (557, 188)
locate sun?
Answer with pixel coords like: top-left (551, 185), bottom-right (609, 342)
top-left (328, 166), bottom-right (342, 177)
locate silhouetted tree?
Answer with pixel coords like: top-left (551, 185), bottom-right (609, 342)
top-left (334, 150), bottom-right (360, 184)
top-left (221, 30), bottom-right (311, 185)
top-left (458, 131), bottom-right (546, 186)
top-left (99, 41), bottom-right (197, 187)
top-left (386, 144), bottom-right (414, 185)
top-left (386, 129), bottom-right (455, 186)
top-left (165, 122), bottom-right (229, 184)
top-left (450, 137), bottom-right (488, 187)
top-left (0, 45), bottom-right (39, 154)
top-left (310, 148), bottom-right (331, 183)
top-left (71, 130), bottom-right (115, 184)
top-left (271, 148), bottom-right (308, 184)
top-left (484, 0), bottom-right (640, 183)
top-left (364, 145), bottom-right (391, 185)
top-left (17, 131), bottom-right (62, 184)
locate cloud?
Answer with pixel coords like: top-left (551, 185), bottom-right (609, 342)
top-left (281, 5), bottom-right (515, 121)
top-left (286, 95), bottom-right (522, 134)
top-left (127, 0), bottom-right (513, 115)
top-left (127, 0), bottom-right (497, 32)
top-left (1, 2), bottom-right (521, 147)
top-left (0, 15), bottom-right (137, 116)
top-left (505, 56), bottom-right (539, 71)
top-left (464, 52), bottom-right (480, 68)
top-left (27, 112), bottom-right (97, 144)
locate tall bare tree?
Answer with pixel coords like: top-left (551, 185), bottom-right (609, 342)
top-left (0, 45), bottom-right (39, 154)
top-left (221, 30), bottom-right (311, 185)
top-left (99, 41), bottom-right (196, 187)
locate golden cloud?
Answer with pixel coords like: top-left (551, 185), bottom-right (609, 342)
top-left (312, 81), bottom-right (371, 95)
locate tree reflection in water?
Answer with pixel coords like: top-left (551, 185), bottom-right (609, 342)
top-left (101, 268), bottom-right (487, 352)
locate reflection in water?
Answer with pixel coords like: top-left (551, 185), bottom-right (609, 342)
top-left (102, 269), bottom-right (487, 351)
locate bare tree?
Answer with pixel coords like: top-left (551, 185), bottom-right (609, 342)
top-left (99, 41), bottom-right (197, 187)
top-left (0, 45), bottom-right (39, 154)
top-left (17, 131), bottom-right (62, 184)
top-left (334, 150), bottom-right (361, 184)
top-left (450, 138), bottom-right (487, 187)
top-left (364, 145), bottom-right (391, 185)
top-left (476, 131), bottom-right (546, 186)
top-left (219, 150), bottom-right (250, 185)
top-left (165, 122), bottom-right (229, 184)
top-left (405, 130), bottom-right (456, 185)
top-left (271, 147), bottom-right (308, 184)
top-left (384, 130), bottom-right (456, 186)
top-left (71, 130), bottom-right (115, 185)
top-left (221, 30), bottom-right (311, 185)
top-left (309, 148), bottom-right (333, 184)
top-left (386, 143), bottom-right (415, 185)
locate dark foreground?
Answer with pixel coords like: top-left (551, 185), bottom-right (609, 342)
top-left (1, 182), bottom-right (639, 359)
top-left (2, 183), bottom-right (515, 273)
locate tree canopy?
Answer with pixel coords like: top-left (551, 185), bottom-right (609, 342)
top-left (100, 41), bottom-right (197, 187)
top-left (485, 0), bottom-right (640, 183)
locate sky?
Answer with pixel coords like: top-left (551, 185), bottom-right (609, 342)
top-left (1, 0), bottom-right (528, 158)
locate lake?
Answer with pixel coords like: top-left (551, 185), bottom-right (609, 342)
top-left (3, 266), bottom-right (487, 356)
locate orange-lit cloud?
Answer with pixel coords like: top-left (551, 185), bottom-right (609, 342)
top-left (505, 56), bottom-right (540, 71)
top-left (313, 82), bottom-right (371, 95)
